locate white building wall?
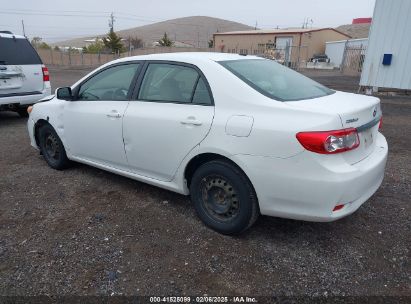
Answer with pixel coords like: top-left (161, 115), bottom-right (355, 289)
top-left (360, 0), bottom-right (411, 90)
top-left (326, 38), bottom-right (368, 68)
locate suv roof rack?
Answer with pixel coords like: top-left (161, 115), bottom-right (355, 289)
top-left (0, 31), bottom-right (13, 34)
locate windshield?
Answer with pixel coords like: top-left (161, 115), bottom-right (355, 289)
top-left (219, 59), bottom-right (334, 101)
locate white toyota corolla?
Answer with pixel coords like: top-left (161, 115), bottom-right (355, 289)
top-left (27, 53), bottom-right (388, 234)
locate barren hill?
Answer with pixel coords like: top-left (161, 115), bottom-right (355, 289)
top-left (55, 16), bottom-right (255, 48)
top-left (336, 23), bottom-right (371, 39)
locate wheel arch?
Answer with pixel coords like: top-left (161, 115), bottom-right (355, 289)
top-left (184, 152), bottom-right (254, 192)
top-left (34, 119), bottom-right (50, 147)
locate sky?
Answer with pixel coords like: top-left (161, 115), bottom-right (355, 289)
top-left (0, 0), bottom-right (376, 42)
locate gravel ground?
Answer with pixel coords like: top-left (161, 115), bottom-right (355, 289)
top-left (0, 66), bottom-right (410, 298)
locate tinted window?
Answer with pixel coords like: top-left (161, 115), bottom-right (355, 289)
top-left (220, 59), bottom-right (334, 101)
top-left (139, 64), bottom-right (200, 104)
top-left (78, 64), bottom-right (139, 101)
top-left (0, 37), bottom-right (42, 65)
top-left (192, 78), bottom-right (212, 105)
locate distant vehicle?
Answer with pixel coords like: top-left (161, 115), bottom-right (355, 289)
top-left (309, 54), bottom-right (330, 63)
top-left (27, 53), bottom-right (387, 234)
top-left (0, 32), bottom-right (51, 117)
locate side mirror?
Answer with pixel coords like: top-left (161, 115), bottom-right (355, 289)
top-left (56, 87), bottom-right (73, 101)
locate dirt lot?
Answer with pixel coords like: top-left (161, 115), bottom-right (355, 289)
top-left (0, 66), bottom-right (410, 298)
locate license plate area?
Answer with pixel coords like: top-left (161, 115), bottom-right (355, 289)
top-left (0, 77), bottom-right (22, 90)
top-left (361, 128), bottom-right (374, 149)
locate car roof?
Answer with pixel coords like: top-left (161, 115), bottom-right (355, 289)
top-left (111, 52), bottom-right (262, 66)
top-left (0, 33), bottom-right (27, 39)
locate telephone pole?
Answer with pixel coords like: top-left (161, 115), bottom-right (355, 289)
top-left (21, 20), bottom-right (26, 37)
top-left (108, 12), bottom-right (115, 32)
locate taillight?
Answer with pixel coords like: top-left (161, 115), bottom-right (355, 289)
top-left (296, 128), bottom-right (360, 154)
top-left (42, 66), bottom-right (50, 82)
top-left (379, 116), bottom-right (383, 130)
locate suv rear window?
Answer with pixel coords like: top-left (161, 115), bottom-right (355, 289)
top-left (219, 59), bottom-right (334, 101)
top-left (0, 37), bottom-right (42, 65)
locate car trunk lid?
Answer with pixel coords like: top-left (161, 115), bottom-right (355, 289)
top-left (290, 91), bottom-right (381, 164)
top-left (0, 65), bottom-right (44, 94)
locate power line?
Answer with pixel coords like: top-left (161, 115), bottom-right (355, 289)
top-left (0, 11), bottom-right (108, 18)
top-left (0, 9), bottom-right (253, 29)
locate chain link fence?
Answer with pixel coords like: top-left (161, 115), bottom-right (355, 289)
top-left (341, 45), bottom-right (367, 75)
top-left (226, 45), bottom-right (309, 70)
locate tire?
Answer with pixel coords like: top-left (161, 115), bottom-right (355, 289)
top-left (17, 107), bottom-right (29, 118)
top-left (38, 124), bottom-right (71, 170)
top-left (190, 160), bottom-right (259, 235)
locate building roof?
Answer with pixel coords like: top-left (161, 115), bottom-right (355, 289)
top-left (214, 27), bottom-right (351, 38)
top-left (326, 37), bottom-right (368, 44)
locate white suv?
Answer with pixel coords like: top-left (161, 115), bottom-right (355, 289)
top-left (0, 31), bottom-right (51, 117)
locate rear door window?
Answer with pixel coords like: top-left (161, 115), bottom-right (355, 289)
top-left (192, 78), bottom-right (212, 105)
top-left (0, 37), bottom-right (42, 65)
top-left (138, 63), bottom-right (213, 105)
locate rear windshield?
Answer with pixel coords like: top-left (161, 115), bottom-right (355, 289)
top-left (0, 37), bottom-right (42, 65)
top-left (219, 59), bottom-right (334, 101)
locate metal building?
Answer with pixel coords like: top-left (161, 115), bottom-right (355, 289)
top-left (360, 0), bottom-right (411, 90)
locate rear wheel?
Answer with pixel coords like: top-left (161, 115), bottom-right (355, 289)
top-left (190, 160), bottom-right (259, 235)
top-left (38, 124), bottom-right (71, 170)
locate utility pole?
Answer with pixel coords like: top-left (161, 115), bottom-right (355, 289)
top-left (302, 18), bottom-right (308, 29)
top-left (301, 18), bottom-right (312, 29)
top-left (21, 20), bottom-right (26, 37)
top-left (108, 12), bottom-right (115, 32)
top-left (255, 21), bottom-right (258, 30)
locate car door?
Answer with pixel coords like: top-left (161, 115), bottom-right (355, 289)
top-left (64, 62), bottom-right (140, 170)
top-left (123, 62), bottom-right (215, 181)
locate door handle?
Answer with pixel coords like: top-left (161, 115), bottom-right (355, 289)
top-left (106, 111), bottom-right (121, 119)
top-left (180, 117), bottom-right (202, 126)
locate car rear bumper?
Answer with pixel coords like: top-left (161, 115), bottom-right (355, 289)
top-left (234, 132), bottom-right (388, 222)
top-left (0, 87), bottom-right (52, 107)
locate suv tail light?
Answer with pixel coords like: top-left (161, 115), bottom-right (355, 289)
top-left (296, 128), bottom-right (360, 154)
top-left (379, 116), bottom-right (383, 130)
top-left (42, 66), bottom-right (50, 82)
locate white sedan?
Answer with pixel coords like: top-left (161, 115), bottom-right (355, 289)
top-left (27, 53), bottom-right (388, 234)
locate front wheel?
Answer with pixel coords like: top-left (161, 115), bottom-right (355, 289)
top-left (38, 124), bottom-right (71, 170)
top-left (190, 160), bottom-right (259, 235)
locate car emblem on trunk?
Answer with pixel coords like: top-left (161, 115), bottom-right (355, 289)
top-left (373, 107), bottom-right (377, 117)
top-left (346, 118), bottom-right (359, 124)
